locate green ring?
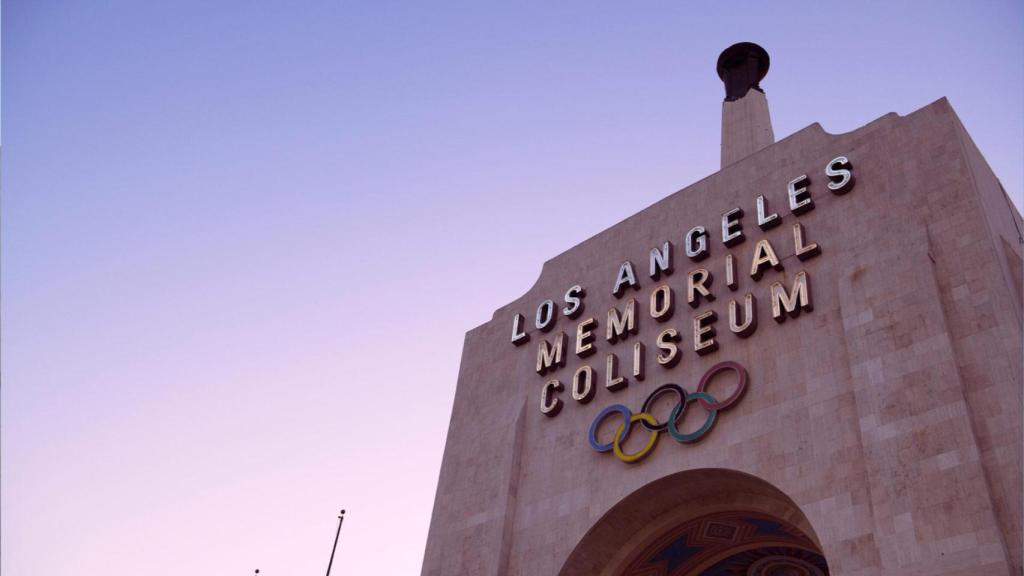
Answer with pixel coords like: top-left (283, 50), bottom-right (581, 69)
top-left (668, 391), bottom-right (718, 443)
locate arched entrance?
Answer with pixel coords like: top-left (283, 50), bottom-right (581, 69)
top-left (559, 468), bottom-right (830, 576)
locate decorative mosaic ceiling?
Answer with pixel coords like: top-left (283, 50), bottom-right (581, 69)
top-left (620, 510), bottom-right (829, 576)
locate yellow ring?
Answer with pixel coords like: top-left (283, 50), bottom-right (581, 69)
top-left (612, 413), bottom-right (659, 463)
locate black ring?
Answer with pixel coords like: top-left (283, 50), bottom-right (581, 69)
top-left (640, 383), bottom-right (687, 432)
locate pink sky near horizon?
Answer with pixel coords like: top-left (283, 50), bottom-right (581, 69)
top-left (3, 1), bottom-right (1022, 574)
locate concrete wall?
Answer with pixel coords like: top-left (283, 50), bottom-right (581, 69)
top-left (422, 98), bottom-right (1023, 576)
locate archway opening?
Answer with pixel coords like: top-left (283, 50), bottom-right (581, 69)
top-left (559, 468), bottom-right (830, 576)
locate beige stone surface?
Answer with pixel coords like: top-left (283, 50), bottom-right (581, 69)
top-left (422, 98), bottom-right (1023, 575)
top-left (721, 89), bottom-right (774, 168)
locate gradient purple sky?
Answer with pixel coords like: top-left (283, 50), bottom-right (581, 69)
top-left (3, 2), bottom-right (1021, 574)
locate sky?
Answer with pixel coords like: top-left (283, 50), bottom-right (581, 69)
top-left (3, 1), bottom-right (1021, 574)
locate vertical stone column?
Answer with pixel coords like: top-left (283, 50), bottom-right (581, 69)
top-left (721, 89), bottom-right (775, 168)
top-left (717, 42), bottom-right (775, 168)
top-left (839, 229), bottom-right (1012, 573)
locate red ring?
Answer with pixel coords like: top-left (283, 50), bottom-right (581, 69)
top-left (696, 361), bottom-right (748, 411)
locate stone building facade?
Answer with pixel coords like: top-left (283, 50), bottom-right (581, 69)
top-left (422, 44), bottom-right (1023, 575)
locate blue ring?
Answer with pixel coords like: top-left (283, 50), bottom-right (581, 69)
top-left (589, 404), bottom-right (632, 453)
top-left (667, 392), bottom-right (718, 444)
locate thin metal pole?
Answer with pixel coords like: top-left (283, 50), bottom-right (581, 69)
top-left (325, 509), bottom-right (345, 576)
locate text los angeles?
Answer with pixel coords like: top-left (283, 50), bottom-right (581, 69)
top-left (509, 155), bottom-right (855, 418)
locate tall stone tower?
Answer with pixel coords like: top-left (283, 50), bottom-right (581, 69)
top-left (422, 43), bottom-right (1023, 575)
top-left (718, 42), bottom-right (774, 167)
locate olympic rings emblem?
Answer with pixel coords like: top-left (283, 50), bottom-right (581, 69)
top-left (588, 361), bottom-right (748, 463)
